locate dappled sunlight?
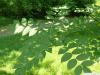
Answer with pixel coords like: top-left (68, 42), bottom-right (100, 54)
top-left (0, 0), bottom-right (100, 75)
top-left (0, 7), bottom-right (100, 75)
top-left (90, 62), bottom-right (100, 72)
top-left (11, 16), bottom-right (100, 74)
top-left (29, 46), bottom-right (72, 75)
top-left (0, 50), bottom-right (21, 74)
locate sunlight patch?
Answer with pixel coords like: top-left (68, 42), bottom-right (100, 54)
top-left (22, 26), bottom-right (31, 36)
top-left (14, 24), bottom-right (24, 34)
top-left (29, 27), bottom-right (38, 36)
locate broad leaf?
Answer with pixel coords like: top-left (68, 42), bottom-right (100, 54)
top-left (76, 54), bottom-right (90, 61)
top-left (74, 65), bottom-right (82, 75)
top-left (61, 53), bottom-right (72, 62)
top-left (82, 60), bottom-right (94, 66)
top-left (58, 47), bottom-right (68, 54)
top-left (82, 66), bottom-right (92, 73)
top-left (67, 59), bottom-right (77, 69)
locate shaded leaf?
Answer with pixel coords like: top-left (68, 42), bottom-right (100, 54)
top-left (93, 52), bottom-right (100, 56)
top-left (82, 66), bottom-right (92, 73)
top-left (90, 39), bottom-right (98, 44)
top-left (61, 53), bottom-right (72, 62)
top-left (46, 47), bottom-right (52, 53)
top-left (67, 59), bottom-right (77, 69)
top-left (76, 54), bottom-right (89, 61)
top-left (74, 65), bottom-right (82, 75)
top-left (15, 68), bottom-right (26, 75)
top-left (39, 50), bottom-right (46, 61)
top-left (72, 48), bottom-right (84, 54)
top-left (82, 60), bottom-right (94, 66)
top-left (68, 42), bottom-right (77, 48)
top-left (58, 47), bottom-right (68, 54)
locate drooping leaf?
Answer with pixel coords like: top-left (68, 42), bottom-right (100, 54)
top-left (61, 53), bottom-right (72, 62)
top-left (67, 59), bottom-right (77, 69)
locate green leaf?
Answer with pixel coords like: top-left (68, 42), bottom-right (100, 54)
top-left (67, 59), bottom-right (77, 69)
top-left (82, 60), bottom-right (94, 66)
top-left (46, 47), bottom-right (52, 53)
top-left (82, 66), bottom-right (92, 73)
top-left (76, 54), bottom-right (89, 61)
top-left (90, 39), bottom-right (98, 44)
top-left (68, 42), bottom-right (77, 48)
top-left (74, 65), bottom-right (82, 75)
top-left (58, 47), bottom-right (68, 54)
top-left (15, 68), bottom-right (26, 75)
top-left (72, 48), bottom-right (84, 54)
top-left (93, 52), bottom-right (100, 56)
top-left (61, 53), bottom-right (72, 62)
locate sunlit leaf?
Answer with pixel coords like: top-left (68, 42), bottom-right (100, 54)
top-left (61, 53), bottom-right (72, 62)
top-left (22, 26), bottom-right (31, 36)
top-left (29, 27), bottom-right (38, 36)
top-left (14, 24), bottom-right (25, 34)
top-left (67, 59), bottom-right (77, 69)
top-left (28, 18), bottom-right (33, 26)
top-left (21, 18), bottom-right (27, 26)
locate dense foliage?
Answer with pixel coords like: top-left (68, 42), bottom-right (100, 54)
top-left (0, 0), bottom-right (95, 19)
top-left (0, 0), bottom-right (100, 75)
